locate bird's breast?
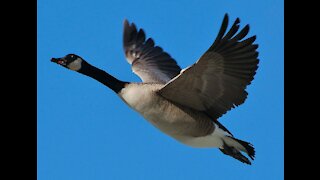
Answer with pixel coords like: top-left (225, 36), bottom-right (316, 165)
top-left (119, 83), bottom-right (163, 112)
top-left (119, 83), bottom-right (186, 135)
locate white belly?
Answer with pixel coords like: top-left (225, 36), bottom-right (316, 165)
top-left (178, 124), bottom-right (229, 148)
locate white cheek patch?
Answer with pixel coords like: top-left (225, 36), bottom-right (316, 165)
top-left (67, 58), bottom-right (82, 71)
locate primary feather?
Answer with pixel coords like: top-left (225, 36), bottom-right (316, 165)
top-left (158, 14), bottom-right (259, 119)
top-left (123, 20), bottom-right (181, 84)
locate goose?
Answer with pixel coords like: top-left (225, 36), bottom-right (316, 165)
top-left (51, 13), bottom-right (259, 165)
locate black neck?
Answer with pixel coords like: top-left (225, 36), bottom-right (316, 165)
top-left (78, 61), bottom-right (126, 93)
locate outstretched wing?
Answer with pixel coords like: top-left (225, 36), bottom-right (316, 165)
top-left (123, 20), bottom-right (181, 84)
top-left (158, 14), bottom-right (259, 119)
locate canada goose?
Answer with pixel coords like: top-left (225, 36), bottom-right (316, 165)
top-left (51, 14), bottom-right (259, 165)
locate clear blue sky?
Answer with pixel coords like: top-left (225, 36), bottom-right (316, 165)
top-left (37, 0), bottom-right (283, 179)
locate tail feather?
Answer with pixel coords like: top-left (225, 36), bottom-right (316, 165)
top-left (219, 137), bottom-right (255, 165)
top-left (232, 137), bottom-right (255, 160)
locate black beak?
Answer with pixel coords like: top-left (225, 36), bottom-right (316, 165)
top-left (51, 57), bottom-right (60, 63)
top-left (51, 57), bottom-right (66, 66)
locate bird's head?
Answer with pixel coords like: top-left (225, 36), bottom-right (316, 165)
top-left (51, 54), bottom-right (84, 71)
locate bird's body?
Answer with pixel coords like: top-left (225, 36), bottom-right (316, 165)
top-left (120, 83), bottom-right (244, 150)
top-left (51, 14), bottom-right (259, 164)
top-left (120, 83), bottom-right (216, 145)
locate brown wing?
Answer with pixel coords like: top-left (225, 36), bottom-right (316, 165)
top-left (123, 20), bottom-right (181, 84)
top-left (158, 14), bottom-right (259, 119)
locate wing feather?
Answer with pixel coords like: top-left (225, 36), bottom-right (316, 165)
top-left (159, 14), bottom-right (259, 119)
top-left (123, 20), bottom-right (181, 83)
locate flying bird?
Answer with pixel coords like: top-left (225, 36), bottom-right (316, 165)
top-left (51, 14), bottom-right (259, 164)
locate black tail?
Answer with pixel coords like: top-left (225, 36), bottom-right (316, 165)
top-left (219, 137), bottom-right (255, 165)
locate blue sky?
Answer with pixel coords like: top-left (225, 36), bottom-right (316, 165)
top-left (37, 0), bottom-right (283, 179)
